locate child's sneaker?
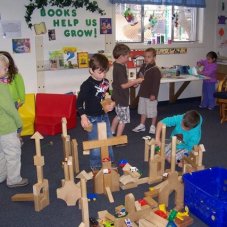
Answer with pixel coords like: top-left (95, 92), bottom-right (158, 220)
top-left (149, 125), bottom-right (156, 134)
top-left (132, 124), bottom-right (146, 132)
top-left (7, 178), bottom-right (28, 188)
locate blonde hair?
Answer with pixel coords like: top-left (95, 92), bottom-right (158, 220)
top-left (0, 54), bottom-right (9, 68)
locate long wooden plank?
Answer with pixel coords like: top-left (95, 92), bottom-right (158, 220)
top-left (83, 135), bottom-right (127, 150)
top-left (11, 193), bottom-right (34, 202)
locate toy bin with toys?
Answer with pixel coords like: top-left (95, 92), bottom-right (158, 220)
top-left (183, 167), bottom-right (227, 227)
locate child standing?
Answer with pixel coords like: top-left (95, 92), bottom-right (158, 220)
top-left (132, 48), bottom-right (161, 134)
top-left (0, 51), bottom-right (25, 109)
top-left (77, 53), bottom-right (115, 169)
top-left (111, 44), bottom-right (144, 136)
top-left (197, 51), bottom-right (218, 110)
top-left (0, 54), bottom-right (28, 188)
top-left (0, 51), bottom-right (25, 143)
top-left (155, 110), bottom-right (202, 164)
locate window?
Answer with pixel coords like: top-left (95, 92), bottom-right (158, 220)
top-left (115, 4), bottom-right (197, 44)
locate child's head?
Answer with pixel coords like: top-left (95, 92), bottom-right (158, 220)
top-left (182, 110), bottom-right (200, 130)
top-left (144, 48), bottom-right (156, 64)
top-left (112, 44), bottom-right (130, 64)
top-left (0, 51), bottom-right (18, 83)
top-left (89, 53), bottom-right (109, 81)
top-left (206, 51), bottom-right (217, 64)
top-left (0, 54), bottom-right (9, 78)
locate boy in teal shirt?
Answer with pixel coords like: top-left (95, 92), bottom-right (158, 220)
top-left (155, 110), bottom-right (202, 163)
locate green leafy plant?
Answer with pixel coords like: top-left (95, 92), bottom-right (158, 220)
top-left (25, 0), bottom-right (105, 28)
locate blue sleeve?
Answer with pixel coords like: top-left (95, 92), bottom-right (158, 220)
top-left (183, 128), bottom-right (201, 151)
top-left (161, 115), bottom-right (182, 127)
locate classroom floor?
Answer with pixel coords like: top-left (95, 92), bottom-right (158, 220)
top-left (1, 98), bottom-right (227, 227)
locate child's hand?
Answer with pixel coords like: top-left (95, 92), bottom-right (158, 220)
top-left (155, 139), bottom-right (161, 147)
top-left (137, 77), bottom-right (144, 84)
top-left (197, 62), bottom-right (202, 67)
top-left (81, 115), bottom-right (90, 128)
top-left (149, 95), bottom-right (156, 101)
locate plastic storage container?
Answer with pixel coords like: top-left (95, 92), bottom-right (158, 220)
top-left (183, 167), bottom-right (227, 227)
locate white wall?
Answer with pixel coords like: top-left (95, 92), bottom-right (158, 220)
top-left (0, 0), bottom-right (218, 100)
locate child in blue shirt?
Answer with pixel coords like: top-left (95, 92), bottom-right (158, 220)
top-left (155, 110), bottom-right (202, 164)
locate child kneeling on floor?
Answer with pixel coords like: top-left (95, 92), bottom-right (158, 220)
top-left (155, 110), bottom-right (202, 165)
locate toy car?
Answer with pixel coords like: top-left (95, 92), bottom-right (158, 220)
top-left (118, 159), bottom-right (128, 168)
top-left (130, 166), bottom-right (138, 172)
top-left (87, 193), bottom-right (97, 201)
top-left (103, 220), bottom-right (114, 227)
top-left (125, 218), bottom-right (133, 227)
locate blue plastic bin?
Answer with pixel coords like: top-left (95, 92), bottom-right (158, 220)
top-left (183, 167), bottom-right (227, 227)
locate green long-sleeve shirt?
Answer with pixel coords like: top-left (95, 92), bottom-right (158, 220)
top-left (0, 82), bottom-right (22, 135)
top-left (8, 73), bottom-right (25, 105)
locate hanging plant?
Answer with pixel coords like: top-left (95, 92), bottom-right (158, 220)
top-left (25, 0), bottom-right (105, 29)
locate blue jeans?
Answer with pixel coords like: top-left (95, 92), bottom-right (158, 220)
top-left (87, 114), bottom-right (114, 168)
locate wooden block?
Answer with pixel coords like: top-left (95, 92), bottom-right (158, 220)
top-left (139, 219), bottom-right (157, 227)
top-left (83, 135), bottom-right (127, 150)
top-left (57, 181), bottom-right (81, 206)
top-left (135, 201), bottom-right (142, 211)
top-left (80, 197), bottom-right (89, 227)
top-left (143, 196), bottom-right (158, 208)
top-left (105, 187), bottom-right (114, 203)
top-left (145, 211), bottom-right (168, 227)
top-left (120, 175), bottom-right (137, 185)
top-left (105, 211), bottom-right (115, 221)
top-left (76, 170), bottom-right (93, 181)
top-left (144, 188), bottom-right (159, 198)
top-left (137, 177), bottom-right (149, 185)
top-left (11, 193), bottom-right (34, 202)
top-left (33, 155), bottom-right (44, 166)
top-left (33, 179), bottom-right (50, 212)
top-left (100, 98), bottom-right (114, 113)
top-left (120, 182), bottom-right (138, 190)
top-left (71, 139), bottom-right (79, 174)
top-left (175, 216), bottom-right (194, 227)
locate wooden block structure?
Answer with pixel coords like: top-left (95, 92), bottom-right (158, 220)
top-left (56, 156), bottom-right (81, 206)
top-left (61, 117), bottom-right (80, 174)
top-left (11, 132), bottom-right (50, 212)
top-left (98, 192), bottom-right (191, 227)
top-left (82, 122), bottom-right (127, 203)
top-left (144, 125), bottom-right (166, 183)
top-left (182, 144), bottom-right (205, 173)
top-left (77, 171), bottom-right (93, 227)
top-left (152, 136), bottom-right (184, 211)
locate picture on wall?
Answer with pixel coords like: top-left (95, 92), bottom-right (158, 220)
top-left (12, 38), bottom-right (30, 54)
top-left (48, 29), bottom-right (56, 41)
top-left (100, 18), bottom-right (112, 34)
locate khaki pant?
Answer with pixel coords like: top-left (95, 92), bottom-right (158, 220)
top-left (0, 131), bottom-right (22, 185)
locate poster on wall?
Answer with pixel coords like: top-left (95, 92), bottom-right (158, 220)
top-left (48, 29), bottom-right (56, 41)
top-left (12, 38), bottom-right (31, 54)
top-left (1, 20), bottom-right (21, 38)
top-left (100, 18), bottom-right (112, 34)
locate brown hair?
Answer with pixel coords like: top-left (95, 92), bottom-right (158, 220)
top-left (182, 110), bottom-right (200, 129)
top-left (0, 51), bottom-right (18, 83)
top-left (112, 44), bottom-right (130, 59)
top-left (145, 47), bottom-right (156, 57)
top-left (89, 53), bottom-right (109, 72)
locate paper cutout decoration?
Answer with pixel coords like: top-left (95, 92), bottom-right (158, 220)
top-left (219, 28), bottom-right (225, 37)
top-left (34, 22), bottom-right (47, 35)
top-left (218, 15), bottom-right (227, 24)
